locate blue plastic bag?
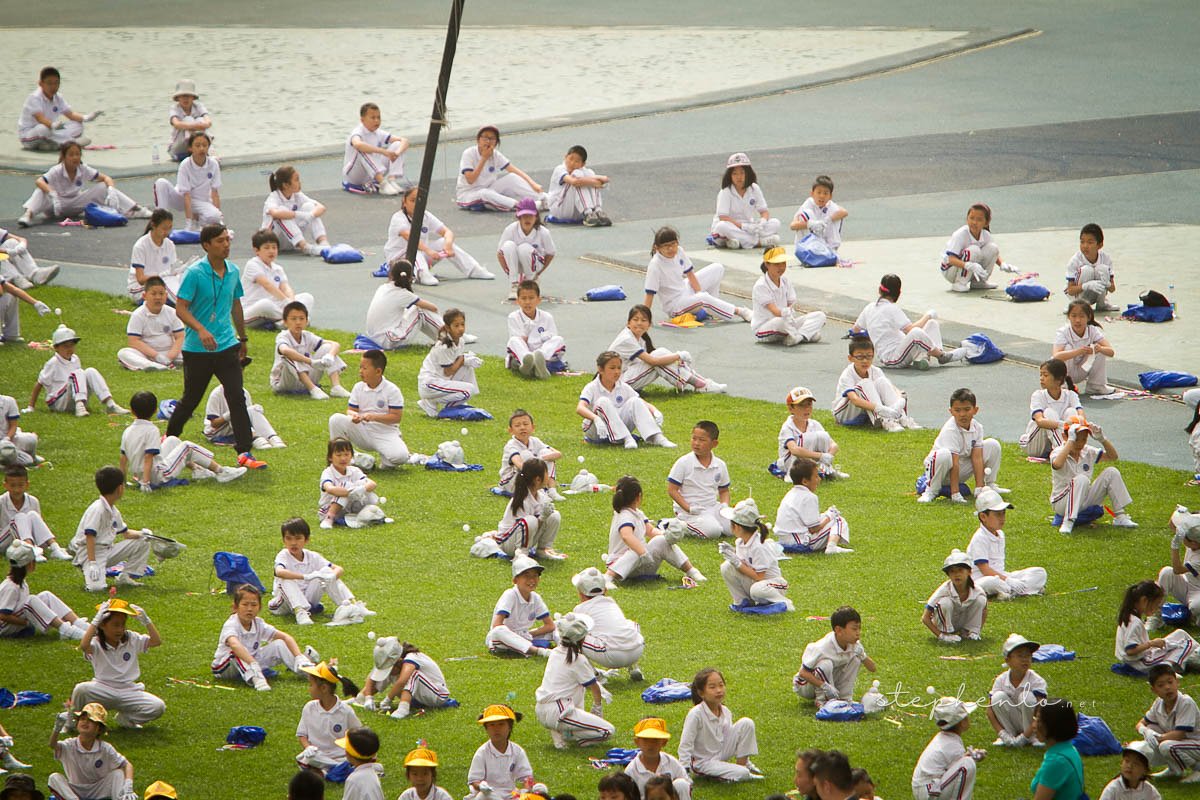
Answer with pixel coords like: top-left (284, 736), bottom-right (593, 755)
top-left (1005, 279), bottom-right (1051, 302)
top-left (157, 399), bottom-right (178, 420)
top-left (915, 474), bottom-right (972, 499)
top-left (1051, 505), bottom-right (1105, 527)
top-left (641, 678), bottom-right (693, 704)
top-left (437, 405), bottom-right (493, 421)
top-left (598, 748), bottom-right (639, 766)
top-left (371, 263), bottom-right (389, 278)
top-left (794, 233), bottom-right (837, 267)
top-left (1074, 713), bottom-right (1121, 756)
top-left (546, 215), bottom-right (584, 226)
top-left (325, 762), bottom-right (353, 783)
top-left (814, 701), bottom-right (865, 721)
top-left (585, 285), bottom-right (626, 301)
top-left (213, 551), bottom-right (267, 594)
top-left (490, 486), bottom-right (513, 497)
top-left (321, 244), bottom-right (364, 264)
top-left (1110, 662), bottom-right (1146, 678)
top-left (353, 335), bottom-right (384, 351)
top-left (962, 333), bottom-right (1004, 364)
top-left (1032, 644), bottom-right (1076, 662)
top-left (424, 458), bottom-right (483, 473)
top-left (168, 229), bottom-right (200, 245)
top-left (1162, 602), bottom-right (1191, 625)
top-left (767, 462), bottom-right (786, 479)
top-left (83, 203), bottom-right (128, 227)
top-left (226, 725), bottom-right (267, 746)
top-left (1139, 370), bottom-right (1197, 390)
top-left (729, 599), bottom-right (790, 615)
top-left (1122, 304), bottom-right (1174, 323)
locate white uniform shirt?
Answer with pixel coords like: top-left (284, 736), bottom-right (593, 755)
top-left (273, 548), bottom-right (331, 595)
top-left (507, 308), bottom-right (558, 349)
top-left (853, 300), bottom-right (912, 358)
top-left (751, 273), bottom-right (796, 329)
top-left (579, 376), bottom-right (640, 415)
top-left (0, 491), bottom-right (44, 537)
top-left (497, 221), bottom-right (556, 258)
top-left (1, 394), bottom-right (21, 427)
top-left (678, 701), bottom-right (737, 768)
top-left (420, 341), bottom-right (465, 385)
top-left (625, 752), bottom-right (690, 795)
top-left (1022, 387), bottom-right (1082, 444)
top-left (774, 485), bottom-right (821, 540)
top-left (398, 787), bottom-right (452, 800)
top-left (272, 329), bottom-right (325, 384)
top-left (53, 738), bottom-right (126, 785)
top-left (1116, 615), bottom-right (1151, 662)
top-left (467, 740), bottom-right (532, 792)
top-left (931, 417), bottom-right (984, 458)
top-left (168, 100), bottom-right (210, 150)
top-left (500, 435), bottom-right (554, 487)
top-left (644, 249), bottom-right (697, 312)
top-left (990, 667), bottom-right (1047, 710)
top-left (967, 526), bottom-right (1008, 581)
top-left (262, 189), bottom-right (316, 229)
top-left (128, 233), bottom-right (179, 291)
top-left (548, 164), bottom-right (597, 208)
top-left (1099, 776), bottom-right (1162, 800)
top-left (204, 386), bottom-right (254, 434)
top-left (211, 614), bottom-right (277, 667)
top-left (534, 647), bottom-right (597, 704)
top-left (319, 465), bottom-right (369, 514)
top-left (385, 209), bottom-right (446, 263)
top-left (1054, 323), bottom-right (1107, 373)
top-left (491, 587), bottom-right (549, 641)
top-left (38, 352), bottom-right (83, 390)
top-left (71, 497), bottom-right (127, 559)
top-left (296, 698), bottom-right (361, 760)
top-left (735, 536), bottom-right (783, 581)
top-left (86, 632), bottom-right (151, 688)
top-left (241, 257), bottom-right (290, 308)
top-left (175, 155), bottom-right (221, 202)
top-left (343, 123), bottom-right (397, 176)
top-left (608, 327), bottom-right (649, 370)
top-left (942, 225), bottom-right (993, 268)
top-left (365, 283), bottom-right (419, 335)
top-left (793, 197), bottom-right (844, 248)
top-left (120, 418), bottom-right (163, 467)
top-left (667, 452), bottom-right (731, 516)
top-left (1066, 250), bottom-right (1114, 283)
top-left (1143, 692), bottom-right (1200, 739)
top-left (346, 379), bottom-right (405, 439)
top-left (20, 89), bottom-right (72, 134)
top-left (713, 184), bottom-right (769, 227)
top-left (457, 146), bottom-right (509, 192)
top-left (0, 576), bottom-right (30, 616)
top-left (342, 762), bottom-right (386, 800)
top-left (607, 508), bottom-right (649, 561)
top-left (925, 580), bottom-right (985, 612)
top-left (911, 731), bottom-right (966, 793)
top-left (834, 363), bottom-right (891, 409)
top-left (126, 303), bottom-right (182, 354)
top-left (499, 493), bottom-right (546, 530)
top-left (39, 163), bottom-right (100, 202)
top-left (402, 651), bottom-right (447, 691)
top-left (1049, 444), bottom-right (1103, 502)
top-left (777, 417), bottom-right (827, 461)
top-left (573, 595), bottom-right (643, 649)
top-left (801, 631), bottom-right (864, 675)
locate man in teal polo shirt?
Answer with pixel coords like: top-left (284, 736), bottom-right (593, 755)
top-left (166, 224), bottom-right (265, 468)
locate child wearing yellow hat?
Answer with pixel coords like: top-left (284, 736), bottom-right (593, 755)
top-left (337, 728), bottom-right (383, 800)
top-left (751, 247), bottom-right (826, 346)
top-left (295, 662), bottom-right (361, 780)
top-left (624, 718), bottom-right (692, 800)
top-left (400, 746), bottom-right (451, 800)
top-left (73, 599), bottom-right (164, 728)
top-left (468, 704), bottom-right (533, 798)
top-left (48, 703), bottom-right (136, 800)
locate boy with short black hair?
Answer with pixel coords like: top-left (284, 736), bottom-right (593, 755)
top-left (809, 750), bottom-right (855, 800)
top-left (1, 464), bottom-right (70, 560)
top-left (69, 466), bottom-right (153, 591)
top-left (338, 727), bottom-right (384, 800)
top-left (506, 280), bottom-right (566, 379)
top-left (120, 390), bottom-right (245, 490)
top-left (1129, 664), bottom-right (1200, 782)
top-left (18, 66), bottom-right (97, 151)
top-left (790, 175), bottom-right (848, 254)
top-left (342, 102), bottom-right (409, 196)
top-left (832, 338), bottom-right (915, 432)
top-left (918, 388), bottom-right (1004, 504)
top-left (667, 421), bottom-right (727, 538)
top-left (499, 409), bottom-right (564, 499)
top-left (117, 276), bottom-right (184, 372)
top-left (241, 230), bottom-right (315, 328)
top-left (987, 633), bottom-right (1047, 747)
top-left (269, 517), bottom-right (371, 627)
top-left (327, 350), bottom-right (410, 469)
top-left (1065, 223), bottom-right (1118, 312)
top-left (793, 606), bottom-right (876, 707)
top-left (486, 554), bottom-right (555, 658)
top-left (271, 301), bottom-right (348, 400)
top-left (547, 145), bottom-right (610, 227)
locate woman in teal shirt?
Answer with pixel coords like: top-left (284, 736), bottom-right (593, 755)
top-left (1030, 698), bottom-right (1087, 800)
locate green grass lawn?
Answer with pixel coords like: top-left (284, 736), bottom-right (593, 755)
top-left (0, 286), bottom-right (1196, 799)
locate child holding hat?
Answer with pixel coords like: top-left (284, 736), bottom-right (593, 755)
top-left (167, 80), bottom-right (211, 162)
top-left (775, 387), bottom-right (847, 481)
top-left (717, 498), bottom-right (792, 611)
top-left (48, 703), bottom-right (136, 800)
top-left (143, 782), bottom-right (176, 800)
top-left (921, 550), bottom-right (987, 644)
top-left (986, 634), bottom-right (1047, 747)
top-left (295, 661), bottom-right (361, 781)
top-left (486, 554), bottom-right (556, 658)
top-left (911, 697), bottom-right (985, 800)
top-left (571, 567), bottom-right (646, 681)
top-left (400, 746), bottom-right (451, 800)
top-left (534, 612), bottom-right (615, 749)
top-left (967, 488), bottom-right (1047, 600)
top-left (1098, 746), bottom-right (1160, 799)
top-left (338, 728), bottom-right (384, 800)
top-left (751, 247), bottom-right (825, 346)
top-left (73, 599), bottom-right (165, 728)
top-left (468, 704), bottom-right (533, 798)
top-left (625, 718), bottom-right (692, 800)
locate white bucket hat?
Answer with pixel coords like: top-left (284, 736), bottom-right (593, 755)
top-left (6, 540), bottom-right (36, 568)
top-left (51, 324), bottom-right (80, 346)
top-left (369, 636), bottom-right (404, 682)
top-left (555, 612), bottom-right (591, 645)
top-left (173, 79), bottom-right (199, 100)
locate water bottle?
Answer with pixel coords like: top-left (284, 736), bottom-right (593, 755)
top-left (152, 144), bottom-right (161, 166)
top-left (1169, 284), bottom-right (1177, 315)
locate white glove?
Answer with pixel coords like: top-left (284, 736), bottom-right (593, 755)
top-left (967, 747), bottom-right (987, 762)
top-left (1143, 728), bottom-right (1161, 750)
top-left (950, 493), bottom-right (966, 504)
top-left (346, 486), bottom-right (368, 506)
top-left (675, 350), bottom-right (692, 364)
top-left (316, 354), bottom-right (336, 370)
top-left (966, 260), bottom-right (984, 275)
top-left (926, 309), bottom-right (938, 320)
top-left (826, 505), bottom-right (841, 520)
top-left (297, 745), bottom-right (320, 764)
top-left (539, 499), bottom-right (556, 518)
top-left (464, 354), bottom-right (484, 369)
top-left (852, 642), bottom-right (868, 662)
top-left (1173, 528), bottom-right (1187, 551)
top-left (130, 603), bottom-right (151, 626)
top-left (154, 352), bottom-right (171, 366)
top-left (821, 682), bottom-right (840, 700)
top-left (0, 735), bottom-right (11, 748)
top-left (34, 301), bottom-right (50, 316)
top-left (874, 404), bottom-right (902, 421)
top-left (1089, 423), bottom-right (1104, 441)
top-left (121, 780), bottom-right (137, 800)
top-left (20, 406), bottom-right (33, 414)
top-left (1067, 425), bottom-right (1080, 443)
top-left (818, 452), bottom-right (834, 467)
top-left (633, 551), bottom-right (655, 573)
top-left (808, 220), bottom-right (827, 236)
top-left (590, 703), bottom-right (603, 717)
top-left (91, 600), bottom-right (112, 627)
top-left (316, 567), bottom-right (337, 583)
top-left (717, 541), bottom-right (741, 568)
top-left (139, 481), bottom-right (153, 494)
top-left (83, 110), bottom-right (104, 123)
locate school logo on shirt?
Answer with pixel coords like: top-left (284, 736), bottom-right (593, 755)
top-left (749, 199), bottom-right (757, 205)
top-left (488, 166), bottom-right (495, 172)
top-left (333, 724), bottom-right (344, 733)
top-left (162, 255), bottom-right (169, 263)
top-left (376, 399), bottom-right (385, 409)
top-left (75, 180), bottom-right (83, 187)
top-left (95, 759), bottom-right (104, 768)
top-left (1082, 463), bottom-right (1091, 473)
top-left (207, 172), bottom-right (213, 179)
top-left (616, 394), bottom-right (624, 403)
top-left (123, 652), bottom-right (132, 661)
top-left (421, 226), bottom-right (428, 233)
top-left (291, 205), bottom-right (298, 211)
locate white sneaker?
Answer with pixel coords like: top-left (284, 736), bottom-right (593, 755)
top-left (379, 178), bottom-right (401, 196)
top-left (547, 488), bottom-right (567, 502)
top-left (686, 567), bottom-right (707, 583)
top-left (355, 600), bottom-right (377, 617)
top-left (648, 434), bottom-right (677, 448)
top-left (824, 544), bottom-right (854, 554)
top-left (268, 435), bottom-right (287, 449)
top-left (759, 234), bottom-right (781, 248)
top-left (881, 419), bottom-right (904, 433)
top-left (628, 665), bottom-right (644, 681)
top-left (191, 466), bottom-right (216, 481)
top-left (309, 386), bottom-right (330, 400)
top-left (605, 575), bottom-right (619, 591)
top-left (532, 351), bottom-right (551, 379)
top-left (471, 268), bottom-right (496, 280)
top-left (295, 609), bottom-right (313, 626)
top-left (965, 631), bottom-right (982, 640)
top-left (1112, 513), bottom-right (1139, 528)
top-left (215, 466), bottom-right (248, 483)
top-left (17, 210), bottom-right (33, 228)
top-left (462, 334), bottom-right (479, 345)
top-left (834, 469), bottom-right (851, 480)
top-left (938, 633), bottom-right (962, 644)
top-left (550, 730), bottom-right (568, 750)
top-left (74, 402), bottom-right (90, 418)
top-left (506, 287), bottom-right (518, 301)
top-left (951, 281), bottom-right (971, 293)
top-left (251, 436), bottom-right (271, 451)
top-left (303, 645), bottom-right (322, 664)
top-left (917, 491), bottom-right (937, 504)
top-left (416, 269), bottom-right (439, 286)
top-left (47, 543), bottom-right (71, 561)
top-left (623, 438), bottom-right (638, 450)
top-left (418, 398), bottom-right (438, 418)
top-left (252, 674), bottom-right (272, 692)
top-left (900, 415), bottom-right (923, 430)
top-left (58, 622), bottom-right (84, 640)
top-left (1059, 519), bottom-right (1075, 534)
top-left (320, 518), bottom-right (334, 529)
top-left (32, 265), bottom-right (60, 285)
top-left (697, 381), bottom-right (727, 394)
top-left (390, 701), bottom-right (412, 719)
top-left (330, 385), bottom-right (350, 399)
top-left (115, 572), bottom-right (144, 587)
top-left (105, 401), bottom-right (130, 415)
top-left (988, 484), bottom-right (1012, 495)
top-left (128, 206), bottom-right (153, 219)
top-left (735, 307), bottom-right (753, 322)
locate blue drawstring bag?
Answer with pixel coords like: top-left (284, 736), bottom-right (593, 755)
top-left (1122, 304), bottom-right (1174, 323)
top-left (321, 244), bottom-right (364, 264)
top-left (341, 181), bottom-right (371, 195)
top-left (1032, 645), bottom-right (1076, 662)
top-left (767, 462), bottom-right (786, 479)
top-left (168, 229), bottom-right (201, 245)
top-left (105, 564), bottom-right (155, 578)
top-left (730, 599), bottom-right (790, 615)
top-left (424, 458), bottom-right (483, 472)
top-left (157, 399), bottom-right (178, 420)
top-left (1162, 602), bottom-right (1191, 625)
top-left (915, 474), bottom-right (971, 499)
top-left (1005, 279), bottom-right (1051, 302)
top-left (0, 689), bottom-right (52, 708)
top-left (586, 285), bottom-right (626, 301)
top-left (1051, 505), bottom-right (1105, 527)
top-left (598, 748), bottom-right (639, 766)
top-left (459, 201), bottom-right (488, 212)
top-left (83, 203), bottom-right (128, 227)
top-left (325, 762), bottom-right (353, 783)
top-left (815, 701), bottom-right (865, 722)
top-left (1110, 662), bottom-right (1146, 678)
top-left (546, 215), bottom-right (584, 225)
top-left (490, 486), bottom-right (513, 497)
top-left (794, 233), bottom-right (837, 267)
top-left (213, 551), bottom-right (267, 594)
top-left (437, 405), bottom-right (493, 421)
top-left (962, 333), bottom-right (1004, 364)
top-left (1074, 714), bottom-right (1122, 756)
top-left (1139, 370), bottom-right (1197, 390)
top-left (353, 335), bottom-right (383, 351)
top-left (782, 542), bottom-right (818, 554)
top-left (371, 263), bottom-right (389, 278)
top-left (641, 678), bottom-right (693, 704)
top-left (226, 725), bottom-right (267, 746)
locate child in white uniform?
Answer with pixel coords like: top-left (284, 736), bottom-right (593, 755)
top-left (48, 703), bottom-right (134, 800)
top-left (625, 718), bottom-right (693, 800)
top-left (0, 540), bottom-right (85, 639)
top-left (211, 583), bottom-right (316, 691)
top-left (534, 612), bottom-right (614, 749)
top-left (31, 325), bottom-right (127, 417)
top-left (375, 642), bottom-right (452, 719)
top-left (986, 634), bottom-right (1046, 746)
top-left (17, 67), bottom-right (93, 151)
top-left (1050, 418), bottom-right (1136, 533)
top-left (793, 606), bottom-right (875, 705)
top-left (548, 145), bottom-right (610, 226)
top-left (911, 698), bottom-right (983, 800)
top-left (968, 488), bottom-right (1046, 599)
top-left (295, 661), bottom-right (361, 777)
top-left (644, 227), bottom-right (750, 323)
top-left (271, 302), bottom-right (349, 400)
top-left (572, 567), bottom-right (645, 678)
top-left (709, 153), bottom-right (780, 249)
top-left (940, 203), bottom-right (1000, 292)
top-left (343, 102), bottom-right (408, 195)
top-left (790, 175), bottom-right (848, 257)
top-left (1066, 223), bottom-right (1118, 311)
top-left (70, 467), bottom-right (153, 591)
top-left (776, 387), bottom-right (846, 480)
top-left (0, 276), bottom-right (51, 345)
top-left (918, 388), bottom-right (1005, 504)
top-left (120, 391), bottom-right (246, 489)
top-left (1020, 359), bottom-right (1082, 458)
top-left (1053, 300), bottom-right (1115, 395)
top-left (609, 305), bottom-right (725, 393)
top-left (718, 499), bottom-right (792, 610)
top-left (603, 476), bottom-right (705, 586)
top-left (73, 599), bottom-right (165, 728)
top-left (1116, 581), bottom-right (1200, 674)
top-left (365, 260), bottom-right (441, 350)
top-left (204, 383), bottom-right (283, 450)
top-left (318, 439), bottom-right (382, 528)
top-left (1128, 664), bottom-right (1200, 781)
top-left (19, 143), bottom-right (149, 228)
top-left (468, 704), bottom-right (534, 796)
top-left (456, 125), bottom-right (545, 211)
top-left (853, 275), bottom-right (964, 370)
top-left (118, 277), bottom-right (184, 371)
top-left (498, 198), bottom-right (557, 299)
top-left (270, 517), bottom-right (371, 625)
top-left (241, 230), bottom-right (315, 326)
top-left (388, 186), bottom-right (493, 286)
top-left (417, 309), bottom-right (481, 417)
top-left (338, 728), bottom-right (386, 800)
top-left (400, 747), bottom-right (453, 800)
top-left (678, 668), bottom-right (760, 781)
top-left (485, 555), bottom-right (556, 657)
top-left (487, 459), bottom-right (564, 560)
top-left (499, 409), bottom-right (564, 497)
top-left (127, 210), bottom-right (183, 304)
top-left (166, 80), bottom-right (211, 161)
top-left (152, 132), bottom-right (222, 229)
top-left (0, 399), bottom-right (40, 469)
top-left (1, 465), bottom-right (70, 560)
top-left (668, 422), bottom-right (729, 538)
top-left (0, 226), bottom-right (59, 288)
top-left (922, 550), bottom-right (987, 643)
top-left (262, 166), bottom-right (328, 256)
top-left (578, 353), bottom-right (673, 450)
top-left (507, 280), bottom-right (565, 378)
top-left (328, 350), bottom-right (411, 469)
top-left (752, 246), bottom-right (825, 345)
top-left (833, 338), bottom-right (918, 431)
top-left (1156, 511), bottom-right (1200, 624)
top-left (1099, 747), bottom-right (1161, 800)
top-left (774, 459), bottom-right (851, 555)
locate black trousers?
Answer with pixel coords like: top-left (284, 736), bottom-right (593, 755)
top-left (166, 345), bottom-right (252, 453)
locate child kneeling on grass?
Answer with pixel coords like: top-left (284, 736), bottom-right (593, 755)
top-left (922, 550), bottom-right (987, 644)
top-left (793, 606), bottom-right (875, 707)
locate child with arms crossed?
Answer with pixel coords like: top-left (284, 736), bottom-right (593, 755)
top-left (548, 145), bottom-right (610, 226)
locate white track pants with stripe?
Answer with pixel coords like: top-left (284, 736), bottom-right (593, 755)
top-left (607, 535), bottom-right (690, 580)
top-left (1050, 467), bottom-right (1132, 521)
top-left (755, 310), bottom-right (825, 345)
top-left (400, 666), bottom-right (451, 707)
top-left (344, 144), bottom-right (406, 187)
top-left (720, 561), bottom-right (789, 605)
top-left (581, 634), bottom-right (644, 670)
top-left (879, 320), bottom-right (944, 368)
top-left (271, 207), bottom-right (327, 250)
top-left (793, 655), bottom-right (861, 703)
top-left (662, 264), bottom-right (738, 321)
top-left (417, 239), bottom-right (490, 280)
top-left (0, 429), bottom-right (39, 468)
top-left (1, 508), bottom-right (55, 553)
top-left (152, 179), bottom-right (223, 228)
top-left (117, 347), bottom-right (183, 371)
top-left (507, 335), bottom-right (566, 368)
top-left (458, 173), bottom-right (540, 212)
top-left (1066, 353), bottom-right (1110, 395)
top-left (1159, 566), bottom-right (1200, 619)
top-left (206, 403), bottom-right (277, 442)
top-left (989, 691), bottom-right (1036, 737)
top-left (912, 755), bottom-right (976, 800)
top-left (549, 180), bottom-right (603, 220)
top-left (152, 436), bottom-right (214, 482)
top-left (370, 305), bottom-right (441, 350)
top-left (270, 343), bottom-right (345, 394)
top-left (71, 680), bottom-right (165, 726)
top-left (924, 439), bottom-right (1001, 493)
top-left (44, 368), bottom-right (114, 411)
top-left (418, 365), bottom-right (478, 409)
top-left (498, 241), bottom-right (547, 284)
top-left (19, 119), bottom-right (83, 149)
top-left (832, 379), bottom-right (906, 426)
top-left (269, 576), bottom-right (353, 616)
top-left (775, 513), bottom-right (851, 554)
top-left (928, 593), bottom-right (987, 637)
top-left (48, 770), bottom-right (125, 800)
top-left (943, 243), bottom-right (999, 291)
top-left (486, 624), bottom-right (537, 656)
top-left (24, 183), bottom-right (138, 219)
top-left (327, 414), bottom-right (410, 468)
top-left (711, 217), bottom-right (781, 249)
top-left (677, 509), bottom-right (730, 539)
top-left (1020, 424), bottom-right (1065, 459)
top-left (78, 540), bottom-right (151, 582)
top-left (977, 567), bottom-right (1046, 598)
top-left (623, 349), bottom-right (696, 391)
top-left (212, 639), bottom-right (299, 682)
top-left (536, 698), bottom-right (615, 745)
top-left (0, 590), bottom-right (73, 636)
top-left (686, 718), bottom-right (758, 782)
top-left (243, 292), bottom-right (315, 326)
top-left (490, 510), bottom-right (561, 557)
top-left (1124, 629), bottom-right (1200, 673)
top-left (582, 397), bottom-right (662, 445)
top-left (1127, 736), bottom-right (1200, 776)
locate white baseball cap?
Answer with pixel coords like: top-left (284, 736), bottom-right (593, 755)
top-left (572, 567), bottom-right (606, 597)
top-left (931, 697), bottom-right (977, 729)
top-left (786, 386), bottom-right (815, 405)
top-left (1002, 633), bottom-right (1041, 657)
top-left (726, 152), bottom-right (752, 169)
top-left (511, 554), bottom-right (544, 578)
top-left (555, 612), bottom-right (591, 645)
top-left (720, 498), bottom-right (762, 529)
top-left (941, 549), bottom-right (971, 573)
top-left (51, 324), bottom-right (80, 346)
top-left (6, 540), bottom-right (35, 568)
top-left (974, 487), bottom-right (1013, 513)
top-left (369, 636), bottom-right (404, 682)
top-left (1172, 506), bottom-right (1200, 543)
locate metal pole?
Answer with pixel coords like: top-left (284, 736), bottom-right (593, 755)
top-left (405, 0), bottom-right (466, 266)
